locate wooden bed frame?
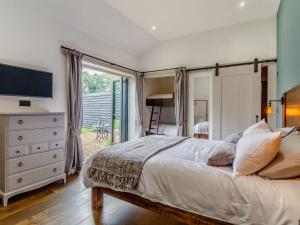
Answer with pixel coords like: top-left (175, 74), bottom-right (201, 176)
top-left (282, 84), bottom-right (300, 128)
top-left (92, 187), bottom-right (231, 225)
top-left (91, 85), bottom-right (300, 225)
top-left (146, 98), bottom-right (175, 107)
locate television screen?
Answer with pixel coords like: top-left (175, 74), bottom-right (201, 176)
top-left (0, 63), bottom-right (53, 98)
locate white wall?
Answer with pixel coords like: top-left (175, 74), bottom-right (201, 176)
top-left (140, 17), bottom-right (276, 70)
top-left (141, 17), bottom-right (277, 139)
top-left (0, 1), bottom-right (139, 139)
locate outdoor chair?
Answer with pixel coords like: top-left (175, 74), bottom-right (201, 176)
top-left (96, 119), bottom-right (110, 140)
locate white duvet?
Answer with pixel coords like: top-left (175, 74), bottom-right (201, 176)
top-left (81, 137), bottom-right (300, 225)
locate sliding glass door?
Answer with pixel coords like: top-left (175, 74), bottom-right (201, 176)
top-left (81, 66), bottom-right (128, 159)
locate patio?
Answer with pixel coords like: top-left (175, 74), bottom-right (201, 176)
top-left (81, 129), bottom-right (120, 159)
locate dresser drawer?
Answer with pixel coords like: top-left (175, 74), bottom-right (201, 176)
top-left (8, 162), bottom-right (65, 191)
top-left (8, 127), bottom-right (64, 147)
top-left (8, 145), bottom-right (29, 159)
top-left (8, 149), bottom-right (64, 175)
top-left (50, 140), bottom-right (65, 150)
top-left (31, 142), bottom-right (49, 154)
top-left (8, 114), bottom-right (64, 131)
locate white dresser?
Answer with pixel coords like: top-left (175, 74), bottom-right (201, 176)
top-left (0, 112), bottom-right (66, 206)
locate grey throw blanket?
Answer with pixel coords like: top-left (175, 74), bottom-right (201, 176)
top-left (87, 135), bottom-right (188, 191)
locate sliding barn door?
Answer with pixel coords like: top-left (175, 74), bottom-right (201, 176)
top-left (220, 66), bottom-right (261, 139)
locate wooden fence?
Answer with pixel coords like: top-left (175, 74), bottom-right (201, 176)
top-left (82, 92), bottom-right (120, 131)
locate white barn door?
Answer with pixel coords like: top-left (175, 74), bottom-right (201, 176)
top-left (220, 65), bottom-right (261, 139)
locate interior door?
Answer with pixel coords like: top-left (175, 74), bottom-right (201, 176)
top-left (220, 66), bottom-right (261, 139)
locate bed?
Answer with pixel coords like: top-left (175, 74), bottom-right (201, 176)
top-left (146, 93), bottom-right (175, 107)
top-left (81, 85), bottom-right (300, 225)
top-left (194, 120), bottom-right (209, 139)
top-left (157, 123), bottom-right (177, 136)
top-left (146, 93), bottom-right (176, 135)
top-left (82, 137), bottom-right (300, 225)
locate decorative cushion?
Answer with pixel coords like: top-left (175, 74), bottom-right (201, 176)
top-left (207, 143), bottom-right (236, 166)
top-left (258, 131), bottom-right (300, 179)
top-left (243, 120), bottom-right (272, 136)
top-left (224, 132), bottom-right (242, 144)
top-left (233, 132), bottom-right (281, 176)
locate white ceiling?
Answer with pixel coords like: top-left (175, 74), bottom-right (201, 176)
top-left (19, 0), bottom-right (158, 56)
top-left (105, 0), bottom-right (281, 40)
top-left (19, 0), bottom-right (280, 56)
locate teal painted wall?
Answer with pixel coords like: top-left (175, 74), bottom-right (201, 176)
top-left (277, 0), bottom-right (300, 126)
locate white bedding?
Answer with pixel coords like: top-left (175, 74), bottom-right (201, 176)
top-left (158, 124), bottom-right (177, 136)
top-left (147, 93), bottom-right (173, 99)
top-left (81, 137), bottom-right (300, 225)
top-left (194, 121), bottom-right (209, 134)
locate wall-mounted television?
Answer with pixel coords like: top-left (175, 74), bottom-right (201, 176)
top-left (0, 63), bottom-right (53, 98)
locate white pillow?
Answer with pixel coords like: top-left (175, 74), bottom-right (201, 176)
top-left (233, 131), bottom-right (281, 176)
top-left (274, 127), bottom-right (296, 138)
top-left (243, 120), bottom-right (272, 136)
top-left (257, 131), bottom-right (300, 179)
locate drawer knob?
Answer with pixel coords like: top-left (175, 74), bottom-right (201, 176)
top-left (16, 150), bottom-right (20, 154)
top-left (37, 147), bottom-right (41, 150)
top-left (53, 154), bottom-right (57, 159)
top-left (17, 178), bottom-right (23, 183)
top-left (55, 144), bottom-right (59, 146)
top-left (18, 119), bottom-right (23, 125)
top-left (17, 136), bottom-right (23, 141)
top-left (53, 168), bottom-right (57, 172)
top-left (17, 162), bottom-right (23, 167)
top-left (53, 132), bottom-right (57, 136)
top-left (53, 117), bottom-right (57, 122)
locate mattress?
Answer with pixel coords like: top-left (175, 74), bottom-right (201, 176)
top-left (157, 124), bottom-right (177, 136)
top-left (147, 93), bottom-right (173, 99)
top-left (194, 121), bottom-right (209, 134)
top-left (81, 137), bottom-right (300, 225)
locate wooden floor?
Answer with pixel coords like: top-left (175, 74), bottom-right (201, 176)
top-left (0, 175), bottom-right (184, 225)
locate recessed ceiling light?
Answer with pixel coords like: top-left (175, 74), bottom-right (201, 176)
top-left (239, 1), bottom-right (246, 8)
top-left (152, 25), bottom-right (156, 31)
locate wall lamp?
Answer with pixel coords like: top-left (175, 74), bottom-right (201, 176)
top-left (267, 97), bottom-right (284, 115)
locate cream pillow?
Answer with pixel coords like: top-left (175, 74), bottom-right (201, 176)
top-left (243, 120), bottom-right (272, 136)
top-left (233, 131), bottom-right (281, 176)
top-left (258, 131), bottom-right (300, 179)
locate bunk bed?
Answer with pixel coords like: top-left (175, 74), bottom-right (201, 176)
top-left (146, 93), bottom-right (177, 136)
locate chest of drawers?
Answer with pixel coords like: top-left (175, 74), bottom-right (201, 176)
top-left (0, 113), bottom-right (66, 206)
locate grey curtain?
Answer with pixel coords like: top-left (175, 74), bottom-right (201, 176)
top-left (64, 50), bottom-right (84, 175)
top-left (135, 72), bottom-right (145, 138)
top-left (175, 68), bottom-right (188, 136)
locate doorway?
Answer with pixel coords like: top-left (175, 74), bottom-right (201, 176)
top-left (188, 71), bottom-right (213, 139)
top-left (81, 66), bottom-right (128, 159)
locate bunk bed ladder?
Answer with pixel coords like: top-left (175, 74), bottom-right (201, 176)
top-left (148, 105), bottom-right (162, 135)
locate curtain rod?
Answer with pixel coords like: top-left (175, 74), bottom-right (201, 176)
top-left (143, 67), bottom-right (180, 73)
top-left (143, 58), bottom-right (277, 74)
top-left (61, 45), bottom-right (277, 75)
top-left (61, 45), bottom-right (140, 73)
top-left (187, 58), bottom-right (277, 72)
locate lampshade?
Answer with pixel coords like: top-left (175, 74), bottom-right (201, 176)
top-left (267, 106), bottom-right (273, 115)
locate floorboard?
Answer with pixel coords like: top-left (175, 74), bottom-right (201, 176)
top-left (0, 175), bottom-right (184, 225)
